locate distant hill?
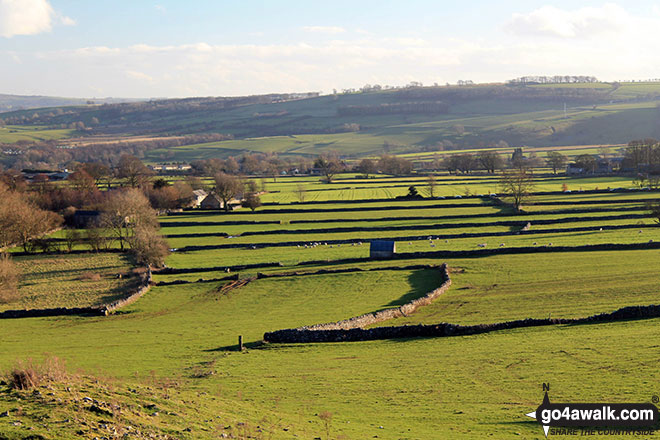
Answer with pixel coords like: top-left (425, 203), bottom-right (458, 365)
top-left (2, 83), bottom-right (660, 161)
top-left (0, 94), bottom-right (141, 112)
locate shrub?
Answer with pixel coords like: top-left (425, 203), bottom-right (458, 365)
top-left (7, 357), bottom-right (68, 390)
top-left (129, 227), bottom-right (170, 268)
top-left (8, 362), bottom-right (40, 390)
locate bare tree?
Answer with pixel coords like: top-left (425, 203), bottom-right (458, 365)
top-left (478, 151), bottom-right (504, 174)
top-left (100, 189), bottom-right (159, 250)
top-left (499, 170), bottom-right (535, 212)
top-left (0, 186), bottom-right (62, 252)
top-left (357, 158), bottom-right (377, 178)
top-left (427, 175), bottom-right (437, 197)
top-left (68, 169), bottom-right (96, 192)
top-left (116, 155), bottom-right (153, 188)
top-left (241, 180), bottom-right (261, 212)
top-left (546, 152), bottom-right (567, 174)
top-left (213, 172), bottom-right (243, 212)
top-left (314, 154), bottom-right (343, 183)
top-left (296, 184), bottom-right (306, 203)
top-left (129, 226), bottom-right (170, 268)
top-left (79, 162), bottom-right (112, 188)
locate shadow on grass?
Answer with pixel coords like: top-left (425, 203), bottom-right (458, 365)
top-left (204, 341), bottom-right (264, 352)
top-left (378, 269), bottom-right (441, 310)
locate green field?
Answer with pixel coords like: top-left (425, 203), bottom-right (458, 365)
top-left (1, 252), bottom-right (137, 311)
top-left (2, 175), bottom-right (660, 439)
top-left (0, 125), bottom-right (74, 143)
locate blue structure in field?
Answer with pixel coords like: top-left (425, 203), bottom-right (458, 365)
top-left (370, 240), bottom-right (396, 259)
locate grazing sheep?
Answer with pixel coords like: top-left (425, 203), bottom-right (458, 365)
top-left (477, 243), bottom-right (487, 248)
top-left (599, 228), bottom-right (603, 231)
top-left (409, 242), bottom-right (412, 245)
top-left (547, 243), bottom-right (553, 246)
top-left (532, 242), bottom-right (537, 246)
top-left (499, 243), bottom-right (505, 247)
top-left (649, 240), bottom-right (654, 243)
top-left (639, 230), bottom-right (643, 233)
top-left (445, 240), bottom-right (449, 243)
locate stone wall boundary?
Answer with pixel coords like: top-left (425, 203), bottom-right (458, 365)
top-left (264, 303), bottom-right (660, 344)
top-left (263, 264), bottom-right (450, 336)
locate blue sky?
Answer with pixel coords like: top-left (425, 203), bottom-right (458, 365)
top-left (1, 1), bottom-right (660, 98)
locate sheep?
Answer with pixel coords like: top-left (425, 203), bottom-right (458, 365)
top-left (477, 243), bottom-right (487, 248)
top-left (532, 242), bottom-right (537, 246)
top-left (499, 243), bottom-right (505, 247)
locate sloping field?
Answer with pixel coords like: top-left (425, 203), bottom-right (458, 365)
top-left (2, 174), bottom-right (660, 439)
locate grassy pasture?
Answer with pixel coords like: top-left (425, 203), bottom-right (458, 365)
top-left (374, 250), bottom-right (660, 326)
top-left (0, 125), bottom-right (74, 143)
top-left (3, 173), bottom-right (660, 439)
top-left (1, 252), bottom-right (137, 311)
top-left (2, 266), bottom-right (660, 439)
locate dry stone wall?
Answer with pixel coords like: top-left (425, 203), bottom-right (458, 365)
top-left (264, 264), bottom-right (451, 339)
top-left (264, 304), bottom-right (660, 343)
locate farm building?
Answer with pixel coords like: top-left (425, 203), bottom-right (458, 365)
top-left (200, 193), bottom-right (223, 210)
top-left (192, 189), bottom-right (208, 207)
top-left (72, 210), bottom-right (100, 228)
top-left (370, 240), bottom-right (396, 258)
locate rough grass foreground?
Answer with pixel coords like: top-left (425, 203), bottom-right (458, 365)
top-left (0, 357), bottom-right (332, 439)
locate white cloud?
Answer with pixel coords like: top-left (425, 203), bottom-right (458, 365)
top-left (126, 70), bottom-right (154, 82)
top-left (302, 26), bottom-right (346, 34)
top-left (0, 0), bottom-right (54, 37)
top-left (506, 3), bottom-right (629, 39)
top-left (0, 0), bottom-right (74, 37)
top-left (9, 3), bottom-right (660, 98)
top-left (59, 15), bottom-right (75, 26)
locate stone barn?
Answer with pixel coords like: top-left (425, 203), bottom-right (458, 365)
top-left (370, 240), bottom-right (396, 259)
top-left (200, 193), bottom-right (222, 210)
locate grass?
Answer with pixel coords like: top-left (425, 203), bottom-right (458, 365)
top-left (2, 174), bottom-right (660, 439)
top-left (1, 252), bottom-right (138, 311)
top-left (0, 125), bottom-right (74, 143)
top-left (2, 289), bottom-right (660, 438)
top-left (371, 250), bottom-right (660, 327)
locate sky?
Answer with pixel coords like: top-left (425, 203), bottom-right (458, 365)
top-left (1, 0), bottom-right (660, 98)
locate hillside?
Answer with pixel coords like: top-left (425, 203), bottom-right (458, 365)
top-left (0, 94), bottom-right (140, 113)
top-left (3, 82), bottom-right (660, 162)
